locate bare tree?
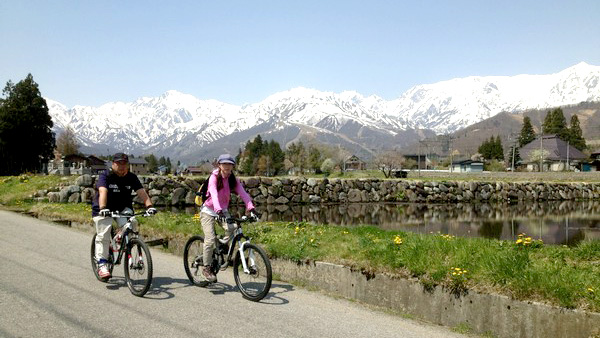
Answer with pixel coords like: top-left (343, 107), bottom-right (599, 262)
top-left (55, 126), bottom-right (80, 156)
top-left (375, 150), bottom-right (405, 178)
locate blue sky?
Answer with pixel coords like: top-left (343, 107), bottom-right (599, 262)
top-left (1, 0), bottom-right (599, 108)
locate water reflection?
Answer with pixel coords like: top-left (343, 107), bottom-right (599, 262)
top-left (172, 201), bottom-right (600, 246)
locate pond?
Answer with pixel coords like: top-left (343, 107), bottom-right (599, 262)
top-left (171, 201), bottom-right (600, 246)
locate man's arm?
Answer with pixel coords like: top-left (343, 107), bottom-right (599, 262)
top-left (98, 187), bottom-right (108, 209)
top-left (136, 188), bottom-right (153, 208)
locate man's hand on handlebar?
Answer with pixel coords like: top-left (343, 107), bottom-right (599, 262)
top-left (99, 209), bottom-right (111, 217)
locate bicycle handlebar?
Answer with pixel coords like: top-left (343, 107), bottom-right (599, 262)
top-left (108, 211), bottom-right (156, 218)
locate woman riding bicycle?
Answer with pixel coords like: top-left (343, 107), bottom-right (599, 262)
top-left (199, 153), bottom-right (256, 282)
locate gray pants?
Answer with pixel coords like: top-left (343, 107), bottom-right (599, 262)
top-left (200, 211), bottom-right (237, 266)
top-left (93, 208), bottom-right (138, 262)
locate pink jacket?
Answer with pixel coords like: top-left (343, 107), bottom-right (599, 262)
top-left (204, 169), bottom-right (254, 213)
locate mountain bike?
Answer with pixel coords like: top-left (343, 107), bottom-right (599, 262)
top-left (90, 210), bottom-right (154, 297)
top-left (183, 214), bottom-right (272, 301)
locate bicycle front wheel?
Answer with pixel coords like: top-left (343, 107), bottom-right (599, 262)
top-left (233, 243), bottom-right (272, 301)
top-left (183, 235), bottom-right (210, 287)
top-left (124, 238), bottom-right (153, 297)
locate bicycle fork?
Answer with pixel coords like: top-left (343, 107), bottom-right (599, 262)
top-left (238, 241), bottom-right (255, 274)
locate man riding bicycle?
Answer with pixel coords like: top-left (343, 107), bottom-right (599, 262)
top-left (92, 153), bottom-right (156, 279)
top-left (199, 153), bottom-right (257, 282)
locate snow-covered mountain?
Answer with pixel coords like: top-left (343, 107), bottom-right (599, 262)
top-left (47, 62), bottom-right (600, 162)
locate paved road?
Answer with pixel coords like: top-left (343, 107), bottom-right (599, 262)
top-left (0, 210), bottom-right (464, 338)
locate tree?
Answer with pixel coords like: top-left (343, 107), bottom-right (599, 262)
top-left (237, 135), bottom-right (285, 176)
top-left (568, 114), bottom-right (586, 151)
top-left (320, 158), bottom-right (335, 176)
top-left (374, 150), bottom-right (405, 178)
top-left (0, 74), bottom-right (55, 175)
top-left (478, 136), bottom-right (503, 161)
top-left (55, 126), bottom-right (80, 156)
top-left (308, 145), bottom-right (322, 173)
top-left (528, 149), bottom-right (550, 172)
top-left (493, 135), bottom-right (504, 161)
top-left (542, 108), bottom-right (568, 140)
top-left (286, 141), bottom-right (307, 174)
top-left (266, 140), bottom-right (285, 175)
top-left (518, 116), bottom-right (536, 147)
top-left (145, 154), bottom-right (158, 172)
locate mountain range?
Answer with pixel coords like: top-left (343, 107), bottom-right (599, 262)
top-left (47, 62), bottom-right (600, 163)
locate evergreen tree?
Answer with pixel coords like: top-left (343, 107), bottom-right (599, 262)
top-left (266, 140), bottom-right (285, 175)
top-left (308, 145), bottom-right (322, 173)
top-left (478, 136), bottom-right (504, 161)
top-left (55, 126), bottom-right (80, 156)
top-left (0, 74), bottom-right (55, 175)
top-left (518, 116), bottom-right (536, 147)
top-left (145, 154), bottom-right (158, 172)
top-left (494, 135), bottom-right (504, 160)
top-left (568, 114), bottom-right (586, 151)
top-left (542, 108), bottom-right (568, 140)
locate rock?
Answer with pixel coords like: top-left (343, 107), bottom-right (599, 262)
top-left (184, 178), bottom-right (201, 191)
top-left (275, 196), bottom-right (289, 204)
top-left (149, 189), bottom-right (162, 197)
top-left (81, 187), bottom-right (95, 203)
top-left (76, 174), bottom-right (93, 187)
top-left (185, 191), bottom-right (196, 205)
top-left (172, 187), bottom-right (188, 205)
top-left (68, 192), bottom-right (80, 203)
top-left (244, 177), bottom-right (260, 188)
top-left (347, 189), bottom-right (362, 202)
top-left (48, 192), bottom-right (60, 203)
top-left (308, 195), bottom-right (321, 203)
top-left (307, 178), bottom-right (318, 187)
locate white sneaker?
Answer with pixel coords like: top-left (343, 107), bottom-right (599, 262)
top-left (98, 264), bottom-right (111, 279)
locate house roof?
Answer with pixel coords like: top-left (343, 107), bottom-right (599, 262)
top-left (129, 158), bottom-right (147, 165)
top-left (452, 159), bottom-right (484, 165)
top-left (520, 135), bottom-right (586, 162)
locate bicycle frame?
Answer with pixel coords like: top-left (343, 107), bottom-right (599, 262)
top-left (109, 212), bottom-right (143, 265)
top-left (213, 218), bottom-right (254, 273)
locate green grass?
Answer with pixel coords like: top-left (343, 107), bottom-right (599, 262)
top-left (241, 222), bottom-right (600, 312)
top-left (2, 174), bottom-right (600, 312)
top-left (0, 175), bottom-right (75, 205)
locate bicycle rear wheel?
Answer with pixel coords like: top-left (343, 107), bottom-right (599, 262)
top-left (124, 238), bottom-right (153, 297)
top-left (233, 243), bottom-right (272, 301)
top-left (183, 235), bottom-right (210, 287)
top-left (90, 234), bottom-right (113, 282)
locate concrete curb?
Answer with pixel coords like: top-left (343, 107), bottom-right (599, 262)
top-left (272, 259), bottom-right (600, 338)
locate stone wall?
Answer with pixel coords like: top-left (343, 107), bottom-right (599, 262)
top-left (36, 174), bottom-right (600, 206)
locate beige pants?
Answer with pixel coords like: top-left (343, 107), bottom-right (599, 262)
top-left (200, 211), bottom-right (237, 266)
top-left (93, 208), bottom-right (138, 262)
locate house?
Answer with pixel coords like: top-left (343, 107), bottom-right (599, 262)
top-left (519, 135), bottom-right (586, 172)
top-left (49, 154), bottom-right (109, 175)
top-left (128, 157), bottom-right (148, 175)
top-left (403, 154), bottom-right (435, 170)
top-left (451, 159), bottom-right (484, 173)
top-left (343, 155), bottom-right (366, 171)
top-left (182, 163), bottom-right (214, 176)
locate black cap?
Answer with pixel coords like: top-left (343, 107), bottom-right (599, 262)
top-left (112, 152), bottom-right (129, 163)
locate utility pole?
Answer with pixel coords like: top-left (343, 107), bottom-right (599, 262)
top-left (418, 141), bottom-right (421, 177)
top-left (539, 127), bottom-right (544, 172)
top-left (566, 141), bottom-right (570, 171)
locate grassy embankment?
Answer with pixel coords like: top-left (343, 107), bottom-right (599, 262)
top-left (1, 174), bottom-right (599, 312)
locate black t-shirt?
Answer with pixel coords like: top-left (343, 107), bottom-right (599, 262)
top-left (91, 170), bottom-right (143, 216)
